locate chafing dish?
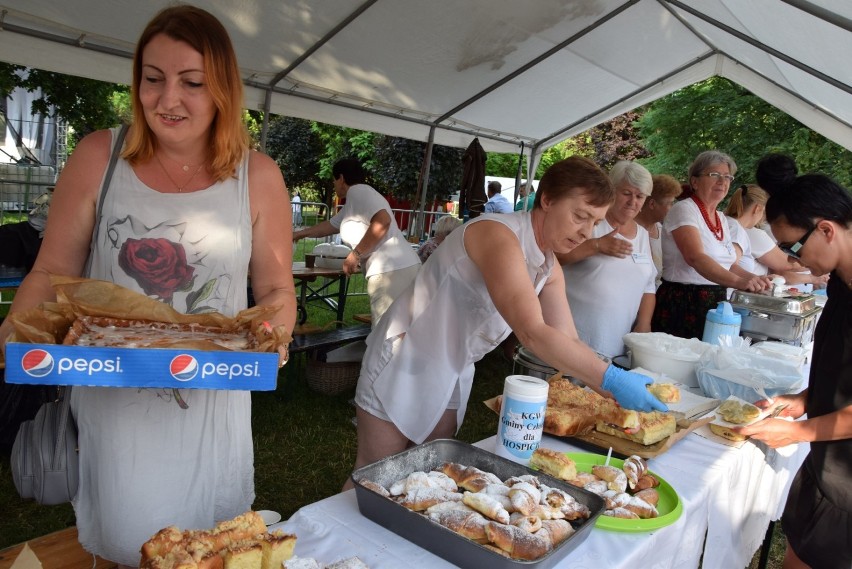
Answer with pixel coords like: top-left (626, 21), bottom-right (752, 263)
top-left (730, 291), bottom-right (821, 346)
top-left (728, 290), bottom-right (816, 314)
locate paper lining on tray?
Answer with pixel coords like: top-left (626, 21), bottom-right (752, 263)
top-left (63, 315), bottom-right (256, 350)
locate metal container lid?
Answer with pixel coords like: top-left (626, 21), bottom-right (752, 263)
top-left (729, 290), bottom-right (816, 315)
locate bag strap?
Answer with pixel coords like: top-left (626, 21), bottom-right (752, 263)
top-left (51, 387), bottom-right (74, 469)
top-left (70, 124), bottom-right (128, 406)
top-left (83, 124), bottom-right (128, 278)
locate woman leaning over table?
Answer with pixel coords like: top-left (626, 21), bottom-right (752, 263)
top-left (651, 150), bottom-right (771, 339)
top-left (292, 158), bottom-right (421, 326)
top-left (738, 154), bottom-right (852, 569)
top-left (0, 6), bottom-right (296, 567)
top-left (343, 157), bottom-right (667, 489)
top-left (724, 183), bottom-right (828, 289)
top-left (559, 161), bottom-right (657, 358)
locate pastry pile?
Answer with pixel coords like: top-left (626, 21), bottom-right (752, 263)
top-left (63, 315), bottom-right (258, 350)
top-left (544, 379), bottom-right (677, 445)
top-left (359, 461), bottom-right (593, 561)
top-left (531, 449), bottom-right (662, 521)
top-left (140, 511), bottom-right (296, 569)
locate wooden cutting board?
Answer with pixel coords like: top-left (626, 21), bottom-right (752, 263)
top-left (0, 527), bottom-right (116, 569)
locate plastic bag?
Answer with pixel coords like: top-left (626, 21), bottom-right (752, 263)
top-left (696, 345), bottom-right (805, 403)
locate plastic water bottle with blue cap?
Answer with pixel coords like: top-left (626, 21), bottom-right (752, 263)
top-left (702, 301), bottom-right (742, 345)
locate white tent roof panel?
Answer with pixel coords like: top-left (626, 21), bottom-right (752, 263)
top-left (1, 0), bottom-right (850, 154)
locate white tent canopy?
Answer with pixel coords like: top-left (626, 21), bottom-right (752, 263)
top-left (1, 0), bottom-right (850, 156)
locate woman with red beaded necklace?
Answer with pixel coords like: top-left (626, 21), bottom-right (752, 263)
top-left (651, 150), bottom-right (771, 339)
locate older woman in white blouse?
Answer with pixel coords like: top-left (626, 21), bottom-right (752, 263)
top-left (651, 151), bottom-right (771, 339)
top-left (559, 161), bottom-right (656, 358)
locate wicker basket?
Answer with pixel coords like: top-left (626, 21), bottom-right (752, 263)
top-left (305, 356), bottom-right (361, 396)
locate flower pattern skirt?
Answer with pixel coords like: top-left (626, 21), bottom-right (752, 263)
top-left (651, 280), bottom-right (726, 339)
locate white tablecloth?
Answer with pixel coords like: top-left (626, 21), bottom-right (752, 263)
top-left (271, 432), bottom-right (808, 569)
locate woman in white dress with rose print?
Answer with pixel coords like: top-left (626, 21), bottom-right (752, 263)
top-left (0, 6), bottom-right (296, 566)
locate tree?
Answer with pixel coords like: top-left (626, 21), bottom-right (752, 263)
top-left (637, 77), bottom-right (852, 187)
top-left (264, 116), bottom-right (325, 199)
top-left (0, 63), bottom-right (126, 141)
top-left (485, 141), bottom-right (578, 180)
top-left (585, 110), bottom-right (650, 170)
top-left (372, 135), bottom-right (463, 202)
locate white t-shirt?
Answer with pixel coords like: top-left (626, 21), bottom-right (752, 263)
top-left (661, 199), bottom-right (737, 285)
top-left (727, 218), bottom-right (753, 272)
top-left (330, 184), bottom-right (420, 277)
top-left (563, 220), bottom-right (657, 358)
top-left (746, 227), bottom-right (776, 276)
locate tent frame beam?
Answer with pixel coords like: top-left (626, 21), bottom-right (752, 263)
top-left (537, 52), bottom-right (715, 149)
top-left (435, 0), bottom-right (640, 124)
top-left (665, 0), bottom-right (852, 95)
top-left (250, 78), bottom-right (529, 148)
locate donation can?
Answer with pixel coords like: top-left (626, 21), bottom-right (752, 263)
top-left (495, 375), bottom-right (549, 465)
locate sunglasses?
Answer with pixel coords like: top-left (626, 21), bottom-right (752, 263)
top-left (778, 225), bottom-right (816, 259)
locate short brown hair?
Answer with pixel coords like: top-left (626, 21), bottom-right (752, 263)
top-left (124, 5), bottom-right (249, 181)
top-left (534, 156), bottom-right (614, 209)
top-left (650, 174), bottom-right (683, 202)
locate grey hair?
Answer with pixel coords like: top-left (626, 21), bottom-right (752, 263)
top-left (609, 161), bottom-right (653, 196)
top-left (432, 215), bottom-right (463, 239)
top-left (688, 150), bottom-right (738, 180)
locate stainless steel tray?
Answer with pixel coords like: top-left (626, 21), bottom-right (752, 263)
top-left (351, 439), bottom-right (604, 569)
top-left (737, 305), bottom-right (822, 345)
top-left (729, 290), bottom-right (816, 314)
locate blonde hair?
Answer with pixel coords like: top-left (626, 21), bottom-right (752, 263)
top-left (609, 161), bottom-right (652, 196)
top-left (123, 5), bottom-right (249, 181)
top-left (724, 184), bottom-right (768, 219)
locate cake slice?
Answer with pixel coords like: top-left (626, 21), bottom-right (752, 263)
top-left (223, 540), bottom-right (262, 569)
top-left (259, 531), bottom-right (297, 569)
top-left (595, 411), bottom-right (677, 445)
top-left (529, 448), bottom-right (577, 481)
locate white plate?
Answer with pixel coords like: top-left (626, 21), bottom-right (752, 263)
top-left (257, 509), bottom-right (282, 526)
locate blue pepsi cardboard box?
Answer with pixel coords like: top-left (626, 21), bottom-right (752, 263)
top-left (5, 343), bottom-right (279, 390)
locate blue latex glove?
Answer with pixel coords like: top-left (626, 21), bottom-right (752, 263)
top-left (602, 364), bottom-right (669, 412)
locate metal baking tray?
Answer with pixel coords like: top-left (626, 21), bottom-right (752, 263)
top-left (729, 290), bottom-right (816, 315)
top-left (351, 439), bottom-right (604, 569)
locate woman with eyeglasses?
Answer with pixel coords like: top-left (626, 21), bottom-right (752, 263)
top-left (651, 150), bottom-right (772, 339)
top-left (724, 184), bottom-right (828, 289)
top-left (737, 153), bottom-right (852, 569)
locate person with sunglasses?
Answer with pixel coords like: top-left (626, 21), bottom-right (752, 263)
top-left (736, 153), bottom-right (852, 569)
top-left (651, 150), bottom-right (771, 339)
top-left (724, 184), bottom-right (827, 290)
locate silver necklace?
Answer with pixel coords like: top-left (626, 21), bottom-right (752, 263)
top-left (155, 153), bottom-right (204, 192)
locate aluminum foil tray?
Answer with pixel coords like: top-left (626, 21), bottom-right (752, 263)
top-left (351, 439), bottom-right (604, 569)
top-left (729, 290), bottom-right (816, 315)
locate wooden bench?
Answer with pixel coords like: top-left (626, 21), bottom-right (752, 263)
top-left (289, 323), bottom-right (371, 355)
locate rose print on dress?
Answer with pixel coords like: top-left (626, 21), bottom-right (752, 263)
top-left (105, 215), bottom-right (234, 313)
top-left (118, 238), bottom-right (195, 302)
